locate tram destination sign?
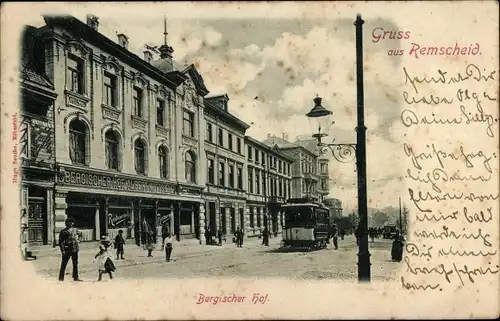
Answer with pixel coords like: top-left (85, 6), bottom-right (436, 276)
top-left (57, 167), bottom-right (177, 195)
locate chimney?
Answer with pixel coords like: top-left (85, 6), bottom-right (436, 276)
top-left (143, 50), bottom-right (153, 63)
top-left (86, 14), bottom-right (99, 31)
top-left (117, 33), bottom-right (129, 49)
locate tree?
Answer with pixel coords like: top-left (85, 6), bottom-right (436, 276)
top-left (347, 212), bottom-right (359, 233)
top-left (373, 211), bottom-right (389, 227)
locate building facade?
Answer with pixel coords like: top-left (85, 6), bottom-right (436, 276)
top-left (203, 94), bottom-right (249, 239)
top-left (20, 26), bottom-right (58, 247)
top-left (245, 137), bottom-right (293, 237)
top-left (37, 15), bottom-right (208, 246)
top-left (262, 135), bottom-right (322, 201)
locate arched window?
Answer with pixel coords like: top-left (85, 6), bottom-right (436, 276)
top-left (134, 139), bottom-right (146, 175)
top-left (185, 151), bottom-right (196, 183)
top-left (159, 146), bottom-right (168, 179)
top-left (105, 130), bottom-right (120, 170)
top-left (69, 119), bottom-right (87, 164)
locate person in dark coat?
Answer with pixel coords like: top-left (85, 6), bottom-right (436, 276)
top-left (391, 229), bottom-right (404, 262)
top-left (262, 227), bottom-right (270, 246)
top-left (217, 228), bottom-right (223, 246)
top-left (114, 229), bottom-right (126, 260)
top-left (339, 229), bottom-right (345, 240)
top-left (354, 226), bottom-right (363, 246)
top-left (58, 218), bottom-right (83, 282)
top-left (331, 224), bottom-right (339, 250)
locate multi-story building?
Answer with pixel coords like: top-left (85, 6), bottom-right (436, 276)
top-left (245, 137), bottom-right (293, 237)
top-left (294, 137), bottom-right (330, 203)
top-left (203, 94), bottom-right (249, 238)
top-left (34, 14), bottom-right (209, 246)
top-left (324, 198), bottom-right (343, 223)
top-left (262, 135), bottom-right (321, 201)
top-left (19, 26), bottom-right (58, 247)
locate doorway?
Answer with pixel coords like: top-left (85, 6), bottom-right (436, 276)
top-left (230, 208), bottom-right (236, 233)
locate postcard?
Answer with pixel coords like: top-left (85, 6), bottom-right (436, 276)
top-left (1, 1), bottom-right (499, 320)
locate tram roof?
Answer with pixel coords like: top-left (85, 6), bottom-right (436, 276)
top-left (281, 203), bottom-right (326, 208)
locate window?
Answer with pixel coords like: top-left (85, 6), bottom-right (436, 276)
top-left (185, 151), bottom-right (196, 183)
top-left (273, 157), bottom-right (277, 168)
top-left (237, 138), bottom-right (241, 154)
top-left (218, 128), bottom-right (223, 146)
top-left (273, 177), bottom-right (278, 196)
top-left (255, 150), bottom-right (259, 163)
top-left (270, 176), bottom-right (274, 196)
top-left (262, 152), bottom-right (266, 165)
top-left (262, 172), bottom-right (266, 194)
top-left (69, 119), bottom-right (87, 165)
top-left (183, 111), bottom-right (194, 137)
top-left (278, 161), bottom-right (282, 173)
top-left (105, 130), bottom-right (119, 170)
top-left (249, 207), bottom-right (254, 228)
top-left (228, 164), bottom-right (234, 188)
top-left (219, 161), bottom-right (225, 186)
top-left (159, 146), bottom-right (168, 179)
top-left (207, 123), bottom-right (213, 142)
top-left (255, 170), bottom-right (260, 194)
top-left (237, 167), bottom-right (243, 190)
top-left (278, 178), bottom-right (283, 196)
top-left (133, 87), bottom-right (143, 117)
top-left (156, 99), bottom-right (165, 126)
top-left (257, 208), bottom-right (261, 227)
top-left (248, 146), bottom-right (252, 160)
top-left (228, 133), bottom-right (233, 150)
top-left (287, 182), bottom-right (291, 198)
top-left (288, 164), bottom-right (291, 175)
top-left (134, 139), bottom-right (146, 175)
top-left (68, 54), bottom-right (84, 94)
top-left (321, 163), bottom-right (328, 173)
top-left (321, 178), bottom-right (328, 190)
top-left (207, 159), bottom-right (214, 184)
top-left (103, 73), bottom-right (117, 107)
top-left (248, 168), bottom-right (253, 193)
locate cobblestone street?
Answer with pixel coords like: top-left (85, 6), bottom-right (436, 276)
top-left (32, 236), bottom-right (402, 282)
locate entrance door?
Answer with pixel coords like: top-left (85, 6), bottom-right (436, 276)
top-left (239, 208), bottom-right (244, 231)
top-left (28, 197), bottom-right (47, 245)
top-left (230, 208), bottom-right (236, 233)
top-left (220, 207), bottom-right (227, 234)
top-left (209, 202), bottom-right (217, 232)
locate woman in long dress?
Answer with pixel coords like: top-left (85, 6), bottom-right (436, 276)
top-left (391, 229), bottom-right (404, 262)
top-left (95, 236), bottom-right (116, 281)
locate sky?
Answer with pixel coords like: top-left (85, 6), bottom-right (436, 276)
top-left (25, 12), bottom-right (407, 211)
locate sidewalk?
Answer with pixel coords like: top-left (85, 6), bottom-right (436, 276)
top-left (30, 236), bottom-right (280, 278)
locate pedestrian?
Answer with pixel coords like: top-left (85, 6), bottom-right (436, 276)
top-left (58, 217), bottom-right (83, 282)
top-left (332, 224), bottom-right (339, 250)
top-left (217, 228), bottom-right (223, 246)
top-left (354, 226), bottom-right (362, 246)
top-left (205, 226), bottom-right (211, 245)
top-left (95, 236), bottom-right (116, 281)
top-left (164, 233), bottom-right (173, 262)
top-left (263, 227), bottom-right (269, 246)
top-left (146, 236), bottom-right (155, 257)
top-left (391, 229), bottom-right (404, 262)
top-left (235, 227), bottom-right (243, 248)
top-left (142, 217), bottom-right (153, 249)
top-left (240, 228), bottom-right (245, 246)
top-left (340, 229), bottom-right (345, 240)
top-left (114, 230), bottom-right (126, 260)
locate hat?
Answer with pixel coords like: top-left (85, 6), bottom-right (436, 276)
top-left (101, 236), bottom-right (111, 242)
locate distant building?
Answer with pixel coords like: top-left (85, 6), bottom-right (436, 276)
top-left (323, 198), bottom-right (343, 223)
top-left (262, 135), bottom-right (320, 201)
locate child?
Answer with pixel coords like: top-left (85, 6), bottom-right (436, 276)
top-left (114, 230), bottom-right (126, 260)
top-left (95, 236), bottom-right (116, 281)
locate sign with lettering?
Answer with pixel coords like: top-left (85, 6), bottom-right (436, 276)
top-left (57, 168), bottom-right (177, 195)
top-left (108, 211), bottom-right (130, 227)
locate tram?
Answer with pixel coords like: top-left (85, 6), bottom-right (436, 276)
top-left (281, 198), bottom-right (330, 250)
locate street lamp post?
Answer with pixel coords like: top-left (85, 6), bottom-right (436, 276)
top-left (305, 14), bottom-right (371, 282)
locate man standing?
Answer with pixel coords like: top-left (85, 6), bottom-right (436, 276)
top-left (331, 224), bottom-right (339, 250)
top-left (58, 218), bottom-right (82, 281)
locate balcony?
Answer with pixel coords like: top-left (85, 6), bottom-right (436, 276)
top-left (155, 124), bottom-right (169, 138)
top-left (131, 115), bottom-right (147, 130)
top-left (102, 104), bottom-right (121, 122)
top-left (65, 90), bottom-right (90, 112)
top-left (303, 172), bottom-right (319, 181)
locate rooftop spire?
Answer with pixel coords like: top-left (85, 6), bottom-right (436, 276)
top-left (163, 15), bottom-right (168, 46)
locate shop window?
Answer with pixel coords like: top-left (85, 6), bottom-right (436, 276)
top-left (159, 146), bottom-right (168, 179)
top-left (69, 119), bottom-right (88, 165)
top-left (105, 130), bottom-right (120, 170)
top-left (185, 151), bottom-right (196, 183)
top-left (134, 139), bottom-right (146, 175)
